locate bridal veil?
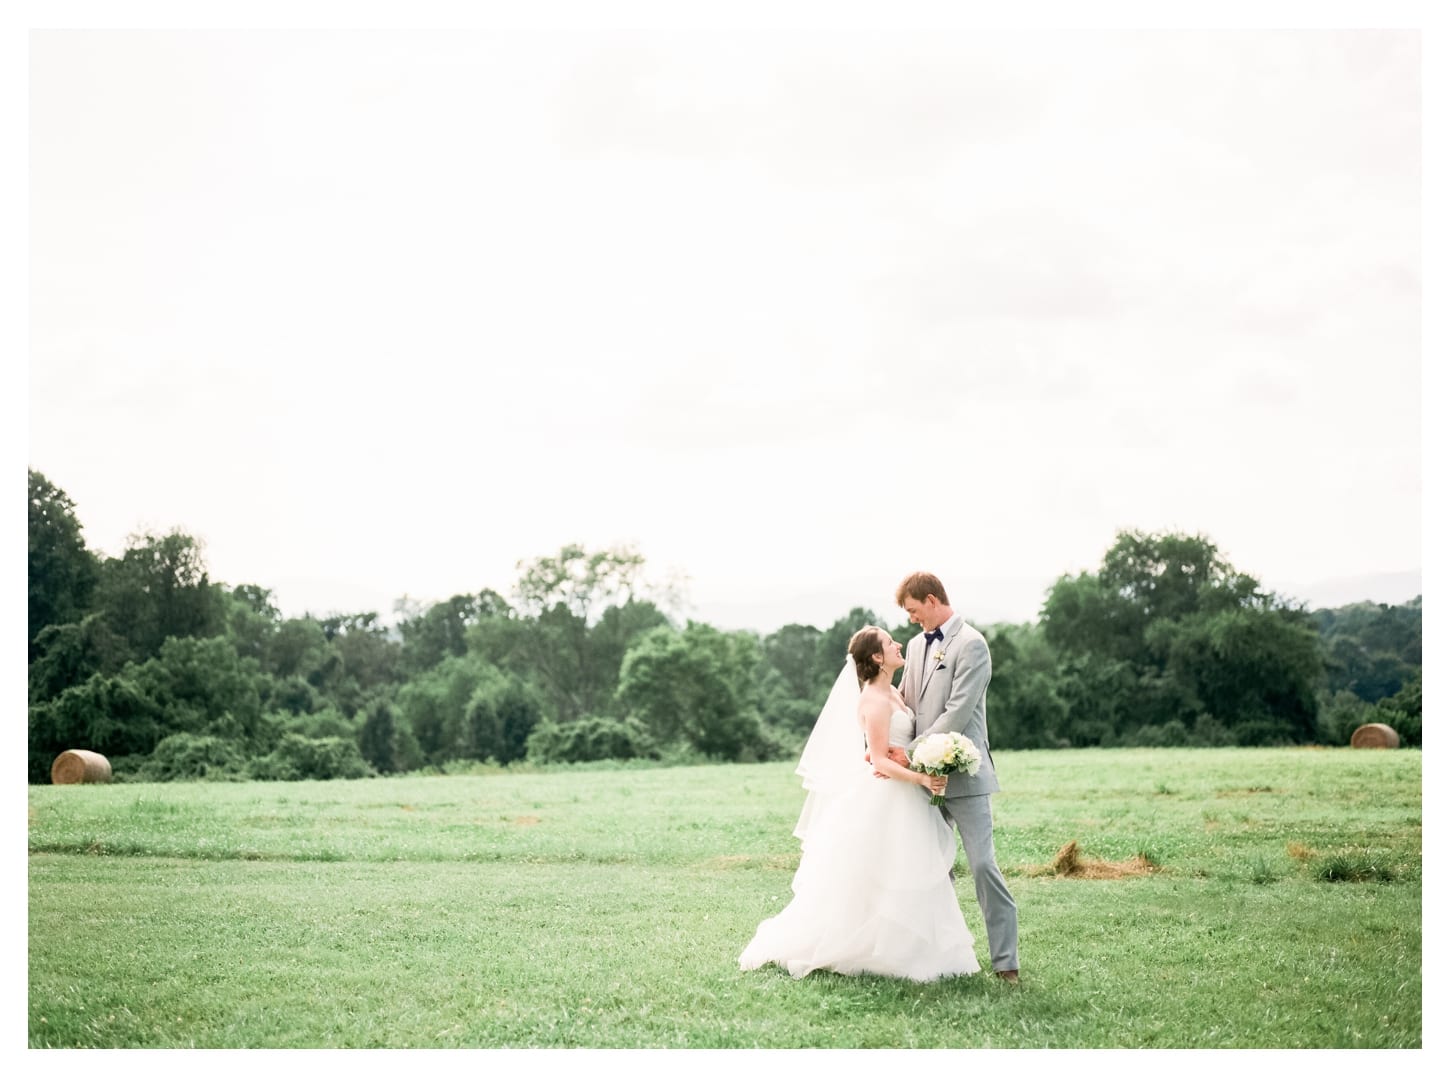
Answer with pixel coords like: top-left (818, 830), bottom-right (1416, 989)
top-left (792, 658), bottom-right (865, 842)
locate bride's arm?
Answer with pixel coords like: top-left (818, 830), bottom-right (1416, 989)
top-left (861, 700), bottom-right (942, 792)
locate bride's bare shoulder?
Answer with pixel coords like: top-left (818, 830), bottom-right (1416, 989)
top-left (857, 688), bottom-right (893, 722)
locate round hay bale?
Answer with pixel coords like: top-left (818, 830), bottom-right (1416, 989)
top-left (50, 749), bottom-right (112, 784)
top-left (1350, 723), bottom-right (1400, 749)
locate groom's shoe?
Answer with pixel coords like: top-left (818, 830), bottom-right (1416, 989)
top-left (994, 969), bottom-right (1020, 983)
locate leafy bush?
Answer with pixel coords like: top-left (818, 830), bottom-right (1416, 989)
top-left (279, 706), bottom-right (356, 740)
top-left (526, 715), bottom-right (658, 764)
top-left (135, 733), bottom-right (249, 781)
top-left (1316, 690), bottom-right (1370, 745)
top-left (739, 721), bottom-right (799, 763)
top-left (1187, 713), bottom-right (1236, 747)
top-left (1370, 676), bottom-right (1421, 747)
top-left (265, 675), bottom-right (320, 716)
top-left (249, 733), bottom-right (372, 781)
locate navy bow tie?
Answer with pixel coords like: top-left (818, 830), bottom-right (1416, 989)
top-left (923, 629), bottom-right (944, 645)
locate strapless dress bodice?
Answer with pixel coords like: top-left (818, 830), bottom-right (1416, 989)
top-left (889, 709), bottom-right (915, 748)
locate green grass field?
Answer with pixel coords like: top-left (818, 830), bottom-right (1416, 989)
top-left (28, 748), bottom-right (1421, 1048)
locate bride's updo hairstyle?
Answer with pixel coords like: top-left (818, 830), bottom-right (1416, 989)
top-left (848, 626), bottom-right (888, 687)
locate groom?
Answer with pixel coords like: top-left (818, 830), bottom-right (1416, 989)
top-left (884, 571), bottom-right (1020, 981)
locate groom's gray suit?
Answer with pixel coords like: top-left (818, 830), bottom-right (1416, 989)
top-left (901, 615), bottom-right (1019, 973)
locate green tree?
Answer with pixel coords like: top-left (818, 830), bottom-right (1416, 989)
top-left (27, 470), bottom-right (100, 659)
top-left (321, 611), bottom-right (403, 709)
top-left (1100, 530), bottom-right (1260, 621)
top-left (29, 674), bottom-right (160, 781)
top-left (28, 612), bottom-right (126, 702)
top-left (507, 546), bottom-right (669, 723)
top-left (398, 590), bottom-right (511, 675)
top-left (617, 623), bottom-right (771, 760)
top-left (762, 623), bottom-right (828, 702)
top-left (817, 607), bottom-right (886, 672)
top-left (395, 654), bottom-right (504, 765)
top-left (758, 623), bottom-right (832, 737)
top-left (513, 543), bottom-right (648, 623)
top-left (220, 584), bottom-right (283, 673)
top-left (1313, 598), bottom-right (1421, 703)
top-left (93, 529), bottom-right (224, 663)
top-left (30, 636), bottom-right (270, 782)
top-left (358, 697), bottom-right (421, 774)
top-left (982, 622), bottom-right (1071, 749)
top-left (462, 673), bottom-right (543, 764)
top-left (753, 610), bottom-right (918, 742)
top-left (129, 636), bottom-right (269, 747)
top-left (584, 600), bottom-right (673, 706)
top-left (1037, 571), bottom-right (1143, 665)
top-left (1039, 530), bottom-right (1324, 743)
top-left (757, 667), bottom-right (824, 739)
top-left (1368, 673), bottom-right (1421, 747)
top-left (1149, 606), bottom-right (1322, 744)
top-left (491, 548), bottom-right (669, 723)
top-left (1053, 653), bottom-right (1141, 746)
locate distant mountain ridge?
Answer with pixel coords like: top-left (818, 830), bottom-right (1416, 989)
top-left (1273, 571), bottom-right (1422, 611)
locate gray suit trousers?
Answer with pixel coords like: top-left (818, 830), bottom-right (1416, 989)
top-left (940, 793), bottom-right (1019, 972)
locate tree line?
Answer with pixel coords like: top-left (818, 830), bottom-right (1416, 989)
top-left (27, 470), bottom-right (1422, 783)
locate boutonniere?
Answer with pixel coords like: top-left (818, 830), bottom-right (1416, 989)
top-left (932, 648), bottom-right (946, 665)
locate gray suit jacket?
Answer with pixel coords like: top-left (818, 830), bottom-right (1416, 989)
top-left (901, 617), bottom-right (1000, 798)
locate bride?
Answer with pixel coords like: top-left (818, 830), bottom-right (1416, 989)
top-left (738, 626), bottom-right (980, 982)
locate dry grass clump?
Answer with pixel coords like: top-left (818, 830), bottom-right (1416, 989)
top-left (1286, 841), bottom-right (1316, 862)
top-left (1028, 840), bottom-right (1159, 880)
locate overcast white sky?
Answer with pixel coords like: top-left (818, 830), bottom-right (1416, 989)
top-left (22, 14), bottom-right (1428, 633)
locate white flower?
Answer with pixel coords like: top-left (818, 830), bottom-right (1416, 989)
top-left (912, 732), bottom-right (982, 776)
top-left (947, 732), bottom-right (983, 775)
top-left (913, 734), bottom-right (951, 769)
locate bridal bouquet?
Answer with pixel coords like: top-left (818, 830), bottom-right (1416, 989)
top-left (910, 732), bottom-right (982, 806)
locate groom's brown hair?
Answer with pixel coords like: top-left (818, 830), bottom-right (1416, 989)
top-left (895, 572), bottom-right (950, 607)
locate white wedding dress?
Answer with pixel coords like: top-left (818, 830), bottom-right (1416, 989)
top-left (738, 708), bottom-right (980, 982)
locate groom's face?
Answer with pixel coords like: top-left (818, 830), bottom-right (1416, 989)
top-left (902, 595), bottom-right (945, 631)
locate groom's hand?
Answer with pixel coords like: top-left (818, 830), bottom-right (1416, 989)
top-left (863, 746), bottom-right (913, 779)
